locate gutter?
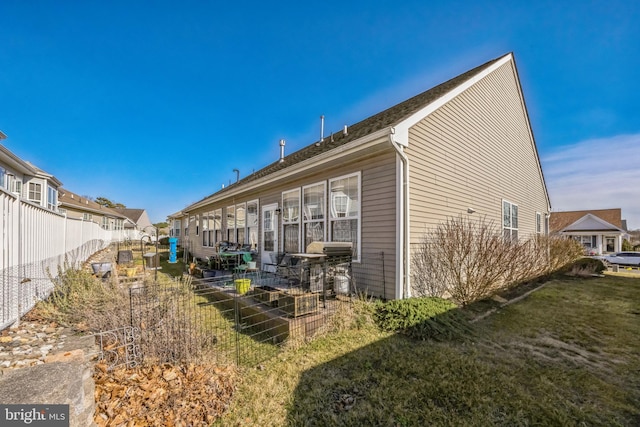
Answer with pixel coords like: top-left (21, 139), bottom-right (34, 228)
top-left (389, 128), bottom-right (410, 299)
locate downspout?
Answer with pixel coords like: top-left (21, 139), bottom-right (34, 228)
top-left (389, 128), bottom-right (410, 299)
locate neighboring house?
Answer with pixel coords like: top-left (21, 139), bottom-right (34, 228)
top-left (1, 133), bottom-right (62, 211)
top-left (550, 209), bottom-right (629, 255)
top-left (167, 210), bottom-right (184, 245)
top-left (169, 52), bottom-right (550, 299)
top-left (113, 208), bottom-right (154, 235)
top-left (58, 189), bottom-right (127, 233)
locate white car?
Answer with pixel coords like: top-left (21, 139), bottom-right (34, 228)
top-left (595, 252), bottom-right (640, 266)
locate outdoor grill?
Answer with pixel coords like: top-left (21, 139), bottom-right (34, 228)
top-left (306, 241), bottom-right (353, 257)
top-left (305, 242), bottom-right (353, 295)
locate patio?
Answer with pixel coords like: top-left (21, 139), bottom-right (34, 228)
top-left (188, 252), bottom-right (353, 343)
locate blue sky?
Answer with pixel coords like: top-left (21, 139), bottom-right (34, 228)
top-left (2, 1), bottom-right (639, 228)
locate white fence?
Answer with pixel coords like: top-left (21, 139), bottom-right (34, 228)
top-left (1, 190), bottom-right (126, 330)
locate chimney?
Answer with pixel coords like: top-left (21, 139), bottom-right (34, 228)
top-left (279, 139), bottom-right (285, 163)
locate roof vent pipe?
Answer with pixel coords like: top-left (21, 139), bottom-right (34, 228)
top-left (279, 139), bottom-right (286, 163)
top-left (343, 125), bottom-right (348, 136)
top-left (316, 115), bottom-right (324, 147)
top-left (233, 168), bottom-right (239, 183)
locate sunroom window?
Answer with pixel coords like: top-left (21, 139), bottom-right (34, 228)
top-left (303, 182), bottom-right (326, 250)
top-left (282, 189), bottom-right (300, 253)
top-left (329, 173), bottom-right (360, 260)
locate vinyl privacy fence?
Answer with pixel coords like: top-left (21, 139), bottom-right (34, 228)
top-left (1, 189), bottom-right (125, 329)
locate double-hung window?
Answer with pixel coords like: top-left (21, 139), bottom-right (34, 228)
top-left (213, 209), bottom-right (222, 243)
top-left (282, 189), bottom-right (300, 253)
top-left (303, 182), bottom-right (326, 250)
top-left (83, 213), bottom-right (93, 221)
top-left (329, 172), bottom-right (360, 260)
top-left (226, 206), bottom-right (235, 242)
top-left (47, 185), bottom-right (57, 211)
top-left (202, 212), bottom-right (210, 246)
top-left (503, 200), bottom-right (518, 242)
top-left (28, 182), bottom-right (42, 204)
top-left (536, 212), bottom-right (542, 234)
top-left (101, 217), bottom-right (109, 229)
top-left (236, 203), bottom-right (246, 244)
top-left (246, 200), bottom-right (259, 250)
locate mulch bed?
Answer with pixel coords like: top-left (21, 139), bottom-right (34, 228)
top-left (94, 362), bottom-right (238, 426)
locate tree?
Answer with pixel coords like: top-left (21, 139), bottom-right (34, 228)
top-left (95, 197), bottom-right (126, 209)
top-left (95, 197), bottom-right (115, 208)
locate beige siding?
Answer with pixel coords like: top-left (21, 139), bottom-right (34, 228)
top-left (185, 148), bottom-right (398, 299)
top-left (407, 61), bottom-right (549, 244)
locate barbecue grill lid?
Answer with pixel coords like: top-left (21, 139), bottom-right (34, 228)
top-left (306, 241), bottom-right (353, 254)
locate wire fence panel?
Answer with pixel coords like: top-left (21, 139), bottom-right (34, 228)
top-left (128, 272), bottom-right (356, 367)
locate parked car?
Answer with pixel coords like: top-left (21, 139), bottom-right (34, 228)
top-left (593, 252), bottom-right (640, 266)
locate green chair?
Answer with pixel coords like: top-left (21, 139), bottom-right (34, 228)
top-left (234, 252), bottom-right (254, 276)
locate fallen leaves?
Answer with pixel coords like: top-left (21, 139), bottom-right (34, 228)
top-left (94, 362), bottom-right (237, 426)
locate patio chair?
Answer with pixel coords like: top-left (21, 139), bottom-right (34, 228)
top-left (262, 252), bottom-right (284, 273)
top-left (276, 254), bottom-right (301, 288)
top-left (234, 252), bottom-right (255, 276)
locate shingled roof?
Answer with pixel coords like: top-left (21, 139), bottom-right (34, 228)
top-left (550, 209), bottom-right (625, 232)
top-left (190, 53), bottom-right (510, 207)
top-left (58, 188), bottom-right (127, 219)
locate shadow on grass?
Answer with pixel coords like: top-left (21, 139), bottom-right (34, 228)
top-left (286, 275), bottom-right (640, 426)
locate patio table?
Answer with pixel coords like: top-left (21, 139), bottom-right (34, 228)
top-left (218, 250), bottom-right (252, 270)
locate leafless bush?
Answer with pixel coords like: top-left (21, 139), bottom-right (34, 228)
top-left (411, 217), bottom-right (583, 306)
top-left (39, 265), bottom-right (132, 332)
top-left (129, 276), bottom-right (214, 364)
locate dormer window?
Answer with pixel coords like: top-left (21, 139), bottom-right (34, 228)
top-left (28, 183), bottom-right (42, 205)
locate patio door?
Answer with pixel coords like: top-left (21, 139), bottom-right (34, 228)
top-left (261, 203), bottom-right (279, 271)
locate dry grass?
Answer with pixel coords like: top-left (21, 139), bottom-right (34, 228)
top-left (216, 274), bottom-right (640, 426)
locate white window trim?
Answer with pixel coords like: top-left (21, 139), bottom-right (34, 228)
top-left (535, 212), bottom-right (542, 234)
top-left (302, 181), bottom-right (327, 248)
top-left (502, 199), bottom-right (518, 241)
top-left (235, 202), bottom-right (246, 244)
top-left (28, 182), bottom-right (42, 205)
top-left (213, 208), bottom-right (222, 244)
top-left (282, 188), bottom-right (301, 253)
top-left (202, 212), bottom-right (210, 247)
top-left (226, 206), bottom-right (235, 242)
top-left (47, 185), bottom-right (57, 211)
top-left (246, 199), bottom-right (259, 250)
top-left (329, 171), bottom-right (361, 262)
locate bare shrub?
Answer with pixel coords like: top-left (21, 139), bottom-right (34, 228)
top-left (544, 235), bottom-right (586, 273)
top-left (39, 265), bottom-right (131, 332)
top-left (411, 217), bottom-right (583, 306)
top-left (38, 265), bottom-right (212, 364)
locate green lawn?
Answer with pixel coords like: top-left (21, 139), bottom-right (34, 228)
top-left (215, 274), bottom-right (640, 426)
